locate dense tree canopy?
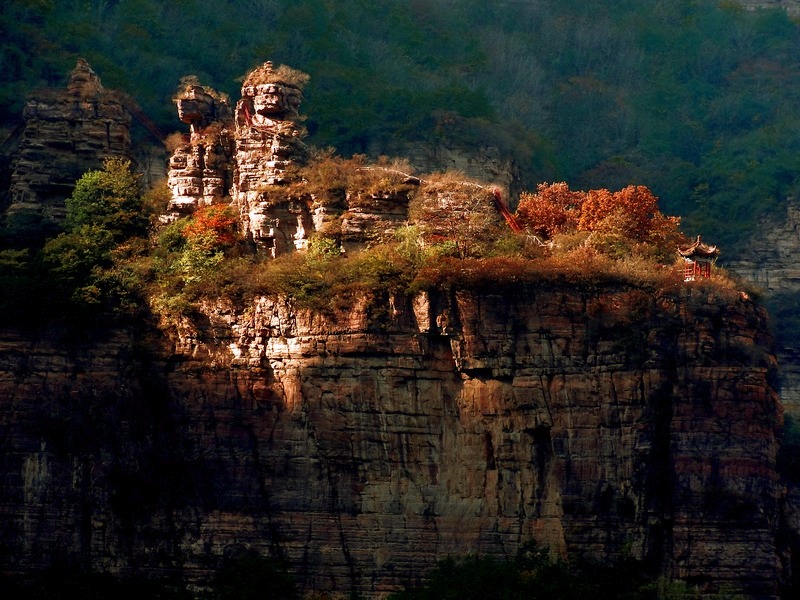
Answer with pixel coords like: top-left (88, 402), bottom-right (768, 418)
top-left (2, 0), bottom-right (800, 246)
top-left (516, 182), bottom-right (682, 259)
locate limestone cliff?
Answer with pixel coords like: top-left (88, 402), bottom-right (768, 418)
top-left (0, 282), bottom-right (784, 598)
top-left (165, 82), bottom-right (234, 216)
top-left (738, 0), bottom-right (800, 16)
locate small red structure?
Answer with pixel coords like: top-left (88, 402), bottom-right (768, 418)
top-left (491, 188), bottom-right (524, 233)
top-left (678, 235), bottom-right (718, 281)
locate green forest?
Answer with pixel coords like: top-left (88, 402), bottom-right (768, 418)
top-left (3, 0), bottom-right (800, 247)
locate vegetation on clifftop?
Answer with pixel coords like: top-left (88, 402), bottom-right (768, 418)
top-left (3, 0), bottom-right (800, 247)
top-left (0, 152), bottom-right (749, 326)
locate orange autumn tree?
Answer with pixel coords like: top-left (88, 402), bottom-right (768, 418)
top-left (182, 204), bottom-right (237, 248)
top-left (176, 204), bottom-right (239, 280)
top-left (515, 182), bottom-right (585, 239)
top-left (515, 182), bottom-right (682, 259)
top-left (578, 185), bottom-right (678, 243)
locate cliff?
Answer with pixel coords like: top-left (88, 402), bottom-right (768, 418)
top-left (738, 0), bottom-right (800, 16)
top-left (0, 281), bottom-right (784, 598)
top-left (3, 60), bottom-right (131, 240)
top-left (726, 202), bottom-right (800, 417)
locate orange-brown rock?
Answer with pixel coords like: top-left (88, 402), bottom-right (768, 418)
top-left (232, 62), bottom-right (309, 253)
top-left (0, 282), bottom-right (784, 598)
top-left (4, 59), bottom-right (131, 235)
top-left (165, 83), bottom-right (234, 218)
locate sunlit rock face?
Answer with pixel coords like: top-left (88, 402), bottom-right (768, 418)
top-left (165, 84), bottom-right (234, 219)
top-left (232, 62), bottom-right (309, 255)
top-left (0, 284), bottom-right (785, 599)
top-left (4, 59), bottom-right (131, 237)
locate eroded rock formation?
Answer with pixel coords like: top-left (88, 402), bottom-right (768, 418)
top-left (0, 283), bottom-right (784, 598)
top-left (231, 62), bottom-right (309, 254)
top-left (164, 62), bottom-right (513, 260)
top-left (4, 59), bottom-right (131, 236)
top-left (165, 82), bottom-right (234, 219)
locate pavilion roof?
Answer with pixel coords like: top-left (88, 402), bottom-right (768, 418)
top-left (678, 235), bottom-right (719, 259)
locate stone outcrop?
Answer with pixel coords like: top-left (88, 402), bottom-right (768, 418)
top-left (0, 283), bottom-right (784, 598)
top-left (730, 203), bottom-right (800, 296)
top-left (163, 62), bottom-right (514, 259)
top-left (165, 83), bottom-right (234, 219)
top-left (232, 62), bottom-right (309, 253)
top-left (4, 59), bottom-right (131, 234)
top-left (727, 202), bottom-right (800, 416)
top-left (369, 138), bottom-right (522, 206)
top-left (738, 0), bottom-right (800, 16)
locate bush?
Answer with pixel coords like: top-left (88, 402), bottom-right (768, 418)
top-left (389, 540), bottom-right (714, 600)
top-left (66, 158), bottom-right (147, 240)
top-left (515, 183), bottom-right (682, 263)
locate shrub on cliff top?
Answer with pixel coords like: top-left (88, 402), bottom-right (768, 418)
top-left (241, 62), bottom-right (310, 90)
top-left (515, 183), bottom-right (683, 262)
top-left (294, 151), bottom-right (418, 206)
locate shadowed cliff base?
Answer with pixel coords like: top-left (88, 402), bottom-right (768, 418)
top-left (0, 277), bottom-right (785, 598)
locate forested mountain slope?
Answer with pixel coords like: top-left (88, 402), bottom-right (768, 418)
top-left (2, 0), bottom-right (800, 246)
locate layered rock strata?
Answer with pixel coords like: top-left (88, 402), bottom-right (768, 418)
top-left (165, 84), bottom-right (234, 219)
top-left (5, 59), bottom-right (131, 233)
top-left (232, 62), bottom-right (309, 253)
top-left (726, 202), bottom-right (800, 416)
top-left (0, 283), bottom-right (783, 598)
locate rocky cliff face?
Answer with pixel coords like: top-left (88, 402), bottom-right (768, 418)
top-left (231, 62), bottom-right (309, 254)
top-left (0, 282), bottom-right (784, 598)
top-left (165, 83), bottom-right (234, 218)
top-left (368, 138), bottom-right (522, 206)
top-left (726, 202), bottom-right (800, 416)
top-left (4, 60), bottom-right (131, 237)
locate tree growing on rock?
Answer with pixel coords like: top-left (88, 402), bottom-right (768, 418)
top-left (65, 157), bottom-right (147, 240)
top-left (41, 158), bottom-right (147, 308)
top-left (515, 182), bottom-right (682, 259)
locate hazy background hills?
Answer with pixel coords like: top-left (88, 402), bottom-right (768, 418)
top-left (3, 0), bottom-right (800, 247)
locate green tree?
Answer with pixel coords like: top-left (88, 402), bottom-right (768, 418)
top-left (65, 157), bottom-right (147, 240)
top-left (40, 158), bottom-right (147, 311)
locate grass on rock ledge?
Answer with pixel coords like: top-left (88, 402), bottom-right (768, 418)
top-left (143, 225), bottom-right (745, 325)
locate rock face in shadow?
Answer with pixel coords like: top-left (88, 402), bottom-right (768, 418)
top-left (0, 283), bottom-right (785, 598)
top-left (4, 59), bottom-right (131, 237)
top-left (727, 202), bottom-right (800, 418)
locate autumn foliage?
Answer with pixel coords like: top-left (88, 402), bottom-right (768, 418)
top-left (182, 204), bottom-right (237, 248)
top-left (515, 182), bottom-right (584, 239)
top-left (515, 183), bottom-right (682, 254)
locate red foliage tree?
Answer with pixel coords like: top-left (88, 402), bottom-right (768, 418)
top-left (516, 182), bottom-right (681, 257)
top-left (578, 185), bottom-right (680, 246)
top-left (515, 182), bottom-right (586, 239)
top-left (182, 204), bottom-right (237, 248)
